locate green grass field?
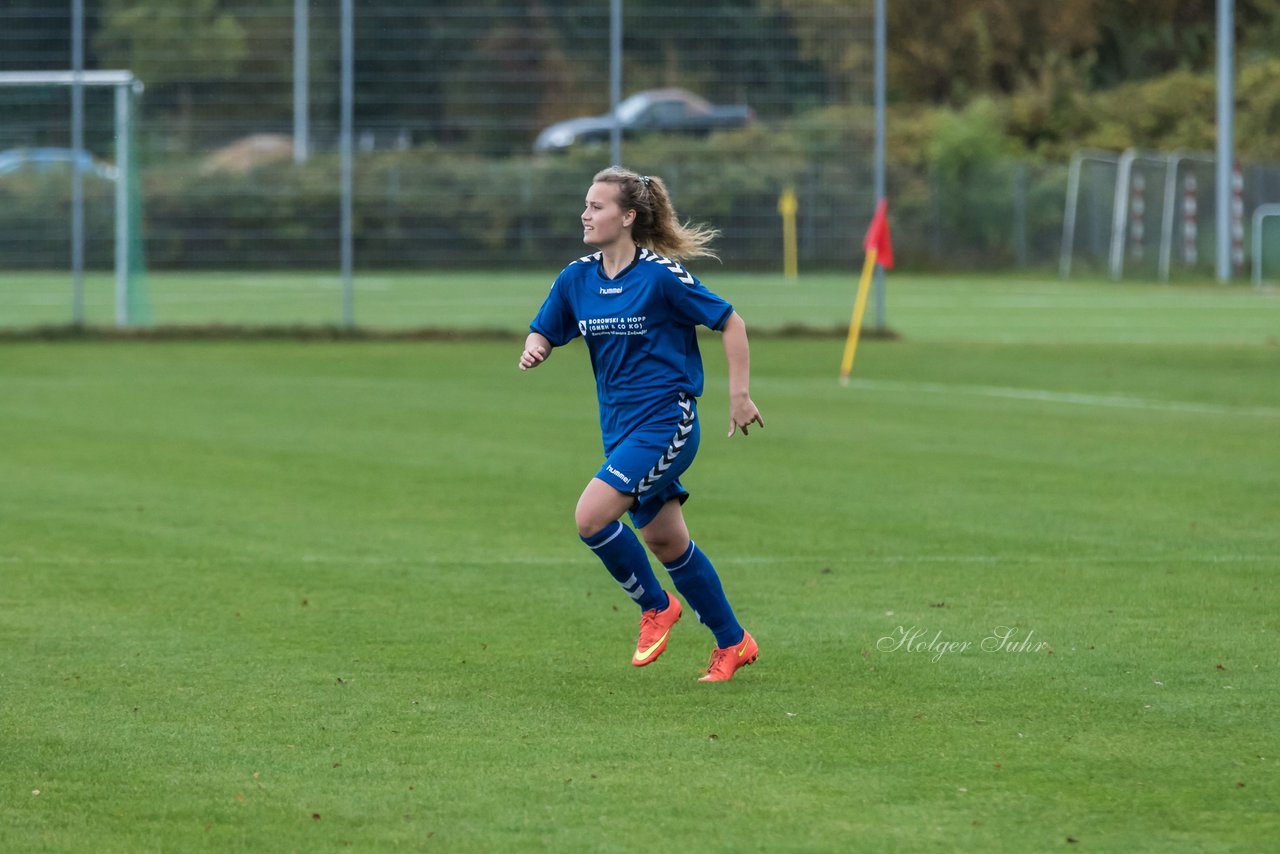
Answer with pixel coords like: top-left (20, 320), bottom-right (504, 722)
top-left (2, 272), bottom-right (1278, 851)
top-left (3, 269), bottom-right (1279, 345)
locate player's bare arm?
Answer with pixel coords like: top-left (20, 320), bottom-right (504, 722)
top-left (520, 331), bottom-right (552, 371)
top-left (721, 311), bottom-right (764, 437)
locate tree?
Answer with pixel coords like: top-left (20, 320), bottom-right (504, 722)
top-left (94, 0), bottom-right (247, 150)
top-left (762, 0), bottom-right (871, 103)
top-left (875, 0), bottom-right (1102, 102)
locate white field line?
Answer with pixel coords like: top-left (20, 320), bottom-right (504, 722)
top-left (846, 378), bottom-right (1280, 418)
top-left (742, 294), bottom-right (1280, 309)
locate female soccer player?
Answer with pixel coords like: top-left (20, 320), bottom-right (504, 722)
top-left (519, 166), bottom-right (764, 682)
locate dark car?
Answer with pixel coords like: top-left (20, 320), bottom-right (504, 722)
top-left (534, 88), bottom-right (754, 152)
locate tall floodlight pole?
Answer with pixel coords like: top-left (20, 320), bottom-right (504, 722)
top-left (340, 0), bottom-right (354, 325)
top-left (609, 0), bottom-right (622, 166)
top-left (71, 0), bottom-right (85, 323)
top-left (871, 0), bottom-right (887, 329)
top-left (1215, 0), bottom-right (1235, 283)
top-left (293, 0), bottom-right (309, 163)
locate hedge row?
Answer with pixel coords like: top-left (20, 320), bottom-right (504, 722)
top-left (1, 115), bottom-right (1069, 271)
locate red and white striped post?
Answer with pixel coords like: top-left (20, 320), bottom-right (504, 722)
top-left (1183, 171), bottom-right (1198, 266)
top-left (1129, 171), bottom-right (1146, 261)
top-left (1231, 164), bottom-right (1245, 275)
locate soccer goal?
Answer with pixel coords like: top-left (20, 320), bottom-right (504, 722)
top-left (1254, 204), bottom-right (1280, 289)
top-left (1059, 146), bottom-right (1280, 284)
top-left (0, 70), bottom-right (148, 326)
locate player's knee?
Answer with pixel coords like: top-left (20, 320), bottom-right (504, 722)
top-left (642, 530), bottom-right (687, 564)
top-left (575, 507), bottom-right (611, 539)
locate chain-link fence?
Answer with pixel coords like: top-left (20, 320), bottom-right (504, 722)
top-left (1, 3), bottom-right (874, 278)
top-left (2, 2), bottom-right (1278, 329)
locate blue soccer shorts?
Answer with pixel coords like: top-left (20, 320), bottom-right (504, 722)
top-left (595, 393), bottom-right (700, 529)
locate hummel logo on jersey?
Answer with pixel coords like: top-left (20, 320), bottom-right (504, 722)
top-left (599, 286), bottom-right (623, 294)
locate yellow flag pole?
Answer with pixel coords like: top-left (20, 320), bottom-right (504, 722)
top-left (778, 187), bottom-right (799, 281)
top-left (839, 247), bottom-right (878, 386)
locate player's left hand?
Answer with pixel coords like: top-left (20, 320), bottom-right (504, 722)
top-left (728, 397), bottom-right (764, 437)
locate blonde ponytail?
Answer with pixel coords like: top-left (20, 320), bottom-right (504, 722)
top-left (592, 166), bottom-right (719, 261)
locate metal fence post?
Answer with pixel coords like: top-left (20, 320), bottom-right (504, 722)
top-left (71, 0), bottom-right (85, 323)
top-left (294, 0), bottom-right (309, 163)
top-left (1216, 0), bottom-right (1235, 282)
top-left (340, 0), bottom-right (354, 327)
top-left (610, 0), bottom-right (622, 167)
top-left (872, 0), bottom-right (887, 329)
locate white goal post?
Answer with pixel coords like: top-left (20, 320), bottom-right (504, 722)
top-left (1253, 204), bottom-right (1280, 289)
top-left (1062, 146), bottom-right (1244, 284)
top-left (0, 70), bottom-right (143, 325)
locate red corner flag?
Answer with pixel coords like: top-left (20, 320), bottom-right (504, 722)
top-left (863, 198), bottom-right (894, 269)
top-left (840, 199), bottom-right (893, 384)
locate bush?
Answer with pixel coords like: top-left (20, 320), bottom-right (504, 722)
top-left (19, 57), bottom-right (1279, 274)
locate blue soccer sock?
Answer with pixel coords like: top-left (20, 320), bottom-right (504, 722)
top-left (581, 521), bottom-right (668, 612)
top-left (662, 541), bottom-right (744, 649)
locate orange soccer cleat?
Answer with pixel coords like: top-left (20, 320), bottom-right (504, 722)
top-left (698, 629), bottom-right (759, 682)
top-left (632, 593), bottom-right (682, 667)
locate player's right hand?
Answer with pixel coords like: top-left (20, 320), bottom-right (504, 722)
top-left (519, 344), bottom-right (548, 371)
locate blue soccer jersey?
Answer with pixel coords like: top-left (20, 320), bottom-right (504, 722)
top-left (530, 247), bottom-right (733, 447)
